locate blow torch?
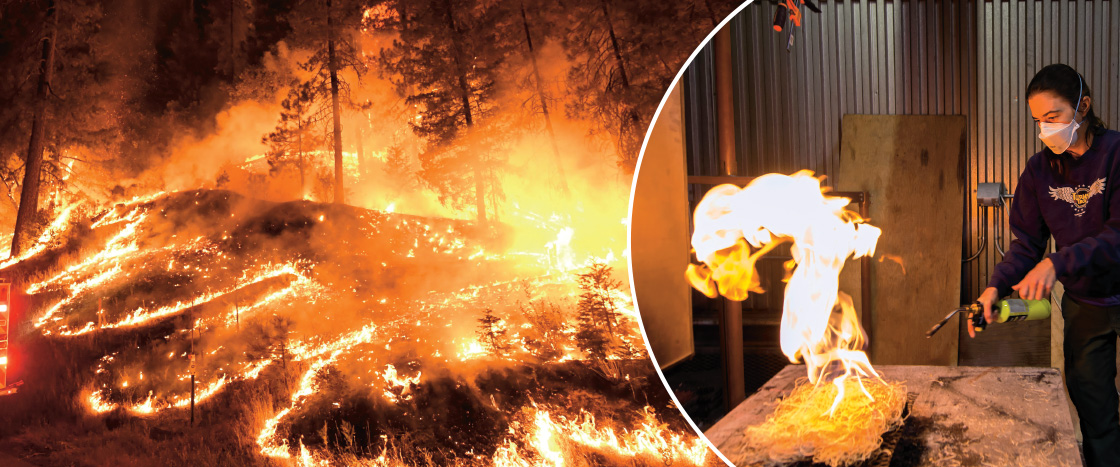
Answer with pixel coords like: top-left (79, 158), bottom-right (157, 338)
top-left (925, 298), bottom-right (1051, 337)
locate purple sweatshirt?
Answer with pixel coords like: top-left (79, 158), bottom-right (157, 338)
top-left (989, 129), bottom-right (1120, 301)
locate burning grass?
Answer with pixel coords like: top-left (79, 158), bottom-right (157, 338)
top-left (739, 378), bottom-right (907, 467)
top-left (0, 189), bottom-right (714, 466)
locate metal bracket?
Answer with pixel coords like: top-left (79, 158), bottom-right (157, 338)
top-left (977, 182), bottom-right (1008, 207)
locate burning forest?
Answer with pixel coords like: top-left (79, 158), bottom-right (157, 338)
top-left (0, 0), bottom-right (745, 465)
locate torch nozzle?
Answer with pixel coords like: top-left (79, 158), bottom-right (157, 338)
top-left (925, 307), bottom-right (965, 338)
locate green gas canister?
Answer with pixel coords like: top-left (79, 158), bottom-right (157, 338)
top-left (969, 298), bottom-right (1051, 333)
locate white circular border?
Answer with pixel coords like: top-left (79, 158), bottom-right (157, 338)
top-left (626, 2), bottom-right (756, 466)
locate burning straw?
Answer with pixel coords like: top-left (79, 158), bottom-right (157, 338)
top-left (739, 378), bottom-right (907, 466)
top-left (687, 171), bottom-right (906, 465)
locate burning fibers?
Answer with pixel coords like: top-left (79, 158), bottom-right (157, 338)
top-left (687, 171), bottom-right (907, 466)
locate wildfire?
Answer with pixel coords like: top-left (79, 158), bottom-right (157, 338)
top-left (688, 171), bottom-right (883, 411)
top-left (508, 406), bottom-right (709, 467)
top-left (11, 189), bottom-right (706, 467)
top-left (0, 202), bottom-right (82, 268)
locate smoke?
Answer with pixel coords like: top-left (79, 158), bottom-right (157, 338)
top-left (159, 100), bottom-right (282, 192)
top-left (143, 30), bottom-right (632, 275)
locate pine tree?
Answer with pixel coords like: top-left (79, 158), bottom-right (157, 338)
top-left (499, 0), bottom-right (569, 198)
top-left (371, 0), bottom-right (512, 223)
top-left (263, 81), bottom-right (329, 198)
top-left (561, 0), bottom-right (740, 172)
top-left (574, 261), bottom-right (622, 375)
top-left (516, 280), bottom-right (566, 361)
top-left (11, 0), bottom-right (58, 257)
top-left (285, 0), bottom-right (367, 204)
top-left (476, 308), bottom-right (508, 354)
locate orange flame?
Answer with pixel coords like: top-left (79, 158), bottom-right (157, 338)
top-left (688, 171), bottom-right (882, 413)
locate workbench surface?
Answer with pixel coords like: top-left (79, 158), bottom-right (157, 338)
top-left (704, 365), bottom-right (1082, 467)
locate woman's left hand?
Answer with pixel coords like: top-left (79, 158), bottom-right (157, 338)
top-left (1012, 258), bottom-right (1057, 300)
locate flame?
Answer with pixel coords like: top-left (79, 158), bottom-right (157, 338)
top-left (86, 390), bottom-right (117, 413)
top-left (0, 201), bottom-right (82, 268)
top-left (55, 262), bottom-right (304, 336)
top-left (688, 171), bottom-right (882, 413)
top-left (506, 406), bottom-right (709, 466)
top-left (16, 189), bottom-right (709, 466)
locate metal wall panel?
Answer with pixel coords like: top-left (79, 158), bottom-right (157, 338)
top-left (685, 0), bottom-right (1120, 302)
top-left (972, 0), bottom-right (1120, 306)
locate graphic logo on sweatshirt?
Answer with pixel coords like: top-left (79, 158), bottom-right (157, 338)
top-left (1049, 178), bottom-right (1106, 217)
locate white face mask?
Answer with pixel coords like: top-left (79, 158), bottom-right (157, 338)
top-left (1038, 74), bottom-right (1083, 154)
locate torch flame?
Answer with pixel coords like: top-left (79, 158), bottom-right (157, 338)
top-left (688, 171), bottom-right (882, 413)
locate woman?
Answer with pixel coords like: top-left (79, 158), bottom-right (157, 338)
top-left (975, 63), bottom-right (1120, 466)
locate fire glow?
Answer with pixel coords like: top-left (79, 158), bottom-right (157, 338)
top-left (687, 171), bottom-right (884, 412)
top-left (14, 189), bottom-right (704, 466)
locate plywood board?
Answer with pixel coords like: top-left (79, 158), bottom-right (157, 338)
top-left (705, 365), bottom-right (1081, 467)
top-left (631, 85), bottom-right (694, 369)
top-left (838, 115), bottom-right (966, 366)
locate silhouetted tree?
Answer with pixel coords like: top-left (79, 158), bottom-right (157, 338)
top-left (575, 261), bottom-right (622, 376)
top-left (285, 0), bottom-right (367, 204)
top-left (476, 308), bottom-right (508, 354)
top-left (10, 0), bottom-right (58, 256)
top-left (264, 81), bottom-right (329, 198)
top-left (371, 0), bottom-right (511, 224)
top-left (561, 0), bottom-right (745, 171)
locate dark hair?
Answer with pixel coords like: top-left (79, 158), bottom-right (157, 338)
top-left (1027, 64), bottom-right (1107, 177)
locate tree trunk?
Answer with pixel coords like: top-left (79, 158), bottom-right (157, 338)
top-left (599, 0), bottom-right (630, 89)
top-left (228, 0), bottom-right (238, 78)
top-left (598, 0), bottom-right (640, 164)
top-left (297, 119), bottom-right (305, 199)
top-left (12, 0), bottom-right (58, 258)
top-left (328, 0), bottom-right (344, 204)
top-left (519, 1), bottom-right (569, 198)
top-left (355, 117), bottom-right (365, 181)
top-left (442, 0), bottom-right (485, 224)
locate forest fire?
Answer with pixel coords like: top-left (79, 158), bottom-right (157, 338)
top-left (6, 189), bottom-right (712, 466)
top-left (0, 0), bottom-right (743, 463)
top-left (687, 171), bottom-right (906, 465)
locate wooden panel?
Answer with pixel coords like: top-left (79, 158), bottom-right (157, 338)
top-left (705, 365), bottom-right (1081, 467)
top-left (837, 114), bottom-right (966, 366)
top-left (632, 85), bottom-right (694, 369)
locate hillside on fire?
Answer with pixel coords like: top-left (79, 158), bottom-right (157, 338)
top-left (0, 189), bottom-right (714, 466)
top-left (0, 0), bottom-right (745, 465)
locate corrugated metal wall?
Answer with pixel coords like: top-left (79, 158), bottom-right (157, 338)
top-left (683, 0), bottom-right (1120, 364)
top-left (972, 0), bottom-right (1120, 303)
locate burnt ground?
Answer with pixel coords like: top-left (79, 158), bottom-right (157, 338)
top-left (0, 190), bottom-right (712, 467)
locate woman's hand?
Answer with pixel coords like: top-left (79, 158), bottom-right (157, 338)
top-left (968, 287), bottom-right (1001, 338)
top-left (1012, 257), bottom-right (1057, 301)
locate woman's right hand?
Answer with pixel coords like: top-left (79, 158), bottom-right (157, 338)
top-left (968, 287), bottom-right (1001, 338)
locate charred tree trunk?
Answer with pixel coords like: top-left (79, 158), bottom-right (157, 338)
top-left (328, 0), bottom-right (344, 204)
top-left (12, 0), bottom-right (58, 258)
top-left (443, 0), bottom-right (486, 224)
top-left (519, 1), bottom-right (568, 198)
